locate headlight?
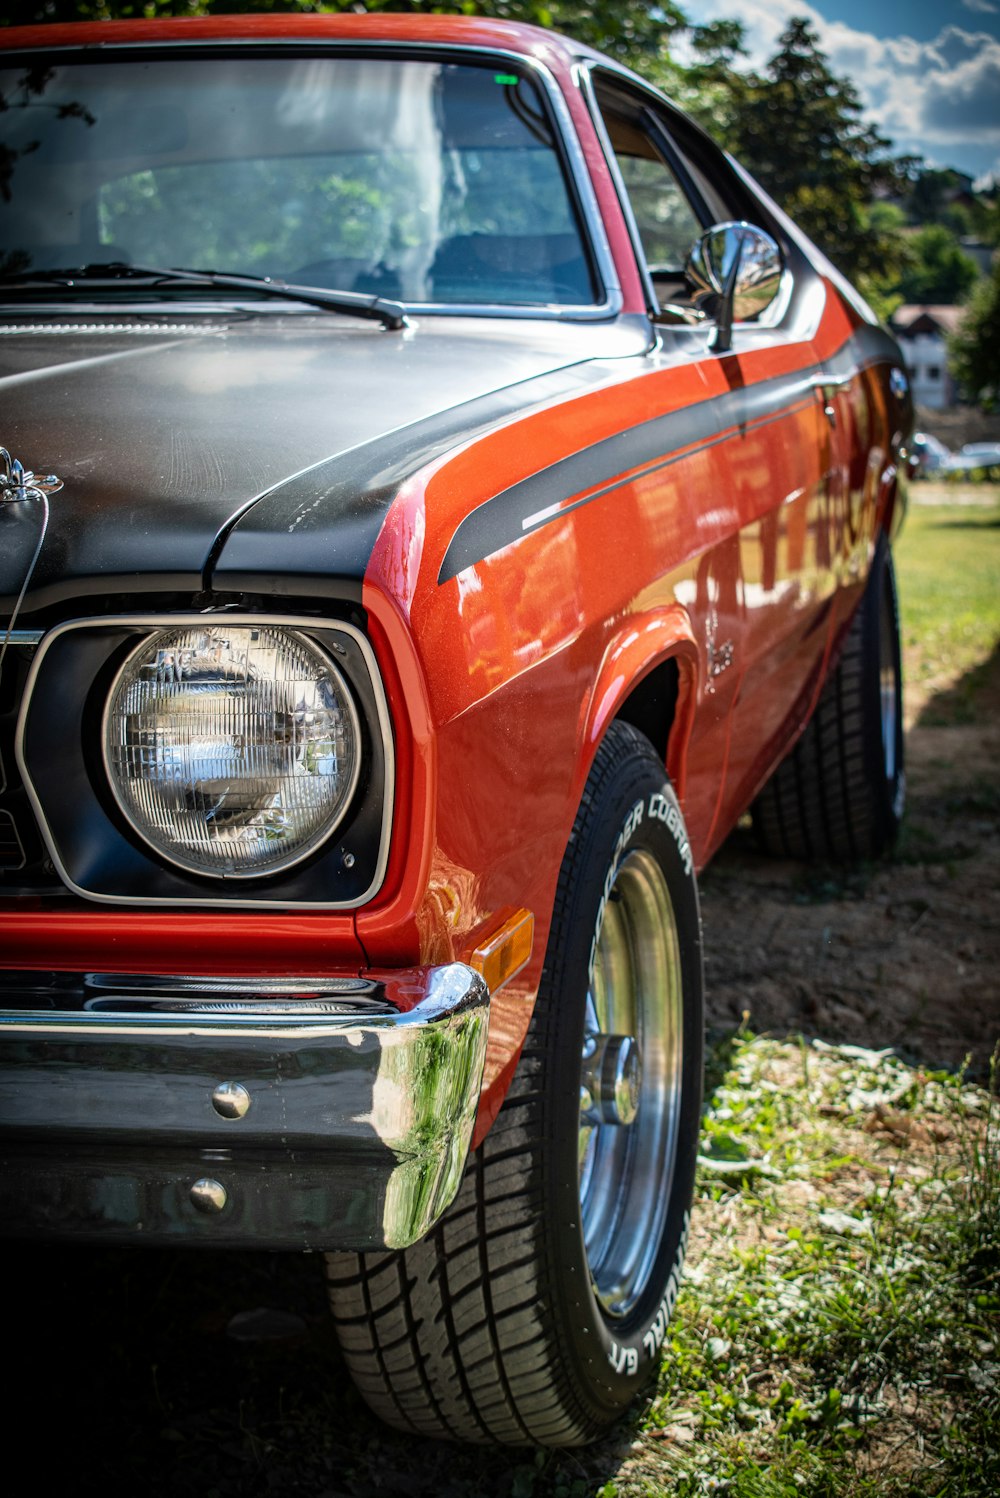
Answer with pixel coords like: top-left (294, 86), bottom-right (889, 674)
top-left (104, 626), bottom-right (361, 877)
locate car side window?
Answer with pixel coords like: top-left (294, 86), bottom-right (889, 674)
top-left (592, 77), bottom-right (750, 319)
top-left (592, 83), bottom-right (709, 313)
top-left (608, 122), bottom-right (703, 277)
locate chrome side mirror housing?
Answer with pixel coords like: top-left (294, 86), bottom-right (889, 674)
top-left (686, 221), bottom-right (784, 353)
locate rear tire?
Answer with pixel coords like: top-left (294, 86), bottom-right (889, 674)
top-left (753, 536), bottom-right (905, 860)
top-left (326, 721), bottom-right (703, 1445)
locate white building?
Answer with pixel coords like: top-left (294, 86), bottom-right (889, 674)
top-left (891, 304), bottom-right (963, 410)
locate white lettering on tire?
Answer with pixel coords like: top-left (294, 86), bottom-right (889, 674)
top-left (607, 1340), bottom-right (638, 1376)
top-left (587, 777), bottom-right (694, 1379)
top-left (641, 1210), bottom-right (690, 1362)
top-left (603, 1210), bottom-right (690, 1374)
top-left (647, 790), bottom-right (693, 876)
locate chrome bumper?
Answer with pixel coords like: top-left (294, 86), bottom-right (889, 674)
top-left (0, 964), bottom-right (489, 1251)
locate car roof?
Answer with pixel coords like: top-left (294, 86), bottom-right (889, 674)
top-left (0, 13), bottom-right (589, 65)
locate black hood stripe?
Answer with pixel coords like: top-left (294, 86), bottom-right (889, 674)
top-left (517, 394), bottom-right (816, 536)
top-left (437, 324), bottom-right (902, 584)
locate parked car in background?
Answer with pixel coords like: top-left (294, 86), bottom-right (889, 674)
top-left (954, 441), bottom-right (1000, 474)
top-left (911, 430), bottom-right (952, 477)
top-left (910, 434), bottom-right (1000, 480)
top-left (0, 14), bottom-right (911, 1447)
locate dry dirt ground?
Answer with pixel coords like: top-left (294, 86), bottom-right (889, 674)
top-left (700, 599), bottom-right (1000, 1082)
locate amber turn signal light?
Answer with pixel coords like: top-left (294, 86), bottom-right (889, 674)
top-left (468, 908), bottom-right (534, 993)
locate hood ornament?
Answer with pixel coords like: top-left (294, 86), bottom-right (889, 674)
top-left (0, 447), bottom-right (63, 505)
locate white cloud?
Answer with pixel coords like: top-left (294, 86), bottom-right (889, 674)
top-left (683, 2), bottom-right (1000, 172)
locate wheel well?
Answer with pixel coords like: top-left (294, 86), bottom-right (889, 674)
top-left (614, 657), bottom-right (679, 766)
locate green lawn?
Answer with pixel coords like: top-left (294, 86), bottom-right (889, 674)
top-left (610, 1037), bottom-right (1000, 1498)
top-left (895, 491), bottom-right (1000, 722)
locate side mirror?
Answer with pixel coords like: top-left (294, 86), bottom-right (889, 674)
top-left (686, 222), bottom-right (784, 354)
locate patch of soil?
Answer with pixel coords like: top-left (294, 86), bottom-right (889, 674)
top-left (915, 404), bottom-right (1000, 448)
top-left (700, 644), bottom-right (1000, 1079)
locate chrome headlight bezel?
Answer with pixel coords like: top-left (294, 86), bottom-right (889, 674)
top-left (102, 625), bottom-right (363, 881)
top-left (16, 614), bottom-right (394, 909)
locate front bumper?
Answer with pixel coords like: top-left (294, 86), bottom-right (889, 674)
top-left (0, 964), bottom-right (489, 1251)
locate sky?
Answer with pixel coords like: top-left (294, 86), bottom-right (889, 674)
top-left (686, 0), bottom-right (1000, 184)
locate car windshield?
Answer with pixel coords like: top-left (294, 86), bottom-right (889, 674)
top-left (0, 52), bottom-right (597, 309)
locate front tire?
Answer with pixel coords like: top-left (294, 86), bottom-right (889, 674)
top-left (326, 721), bottom-right (704, 1445)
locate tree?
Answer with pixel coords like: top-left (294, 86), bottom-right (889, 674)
top-left (904, 166), bottom-right (975, 237)
top-left (949, 260), bottom-right (1000, 410)
top-left (721, 18), bottom-right (915, 286)
top-left (897, 225), bottom-right (979, 305)
top-left (969, 188), bottom-right (1000, 250)
top-left (661, 16), bottom-right (751, 140)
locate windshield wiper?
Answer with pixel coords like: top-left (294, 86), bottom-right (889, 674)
top-left (0, 261), bottom-right (407, 330)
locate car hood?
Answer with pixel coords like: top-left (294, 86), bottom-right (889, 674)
top-left (0, 313), bottom-right (646, 611)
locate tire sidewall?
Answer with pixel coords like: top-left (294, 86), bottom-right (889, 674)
top-left (539, 733), bottom-right (703, 1416)
top-left (862, 538), bottom-right (905, 840)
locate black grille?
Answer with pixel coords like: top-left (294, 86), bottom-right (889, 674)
top-left (0, 641), bottom-right (61, 892)
top-left (0, 808), bottom-right (26, 870)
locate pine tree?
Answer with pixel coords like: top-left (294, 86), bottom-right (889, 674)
top-left (723, 18), bottom-right (913, 284)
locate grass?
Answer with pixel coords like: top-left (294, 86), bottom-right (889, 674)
top-left (894, 490), bottom-right (1000, 723)
top-left (597, 490), bottom-right (1000, 1495)
top-left (621, 1035), bottom-right (1000, 1497)
top-left (417, 1036), bottom-right (998, 1498)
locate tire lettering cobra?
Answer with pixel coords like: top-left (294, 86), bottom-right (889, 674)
top-left (648, 790), bottom-right (693, 876)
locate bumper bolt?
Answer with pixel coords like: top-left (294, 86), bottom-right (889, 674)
top-left (190, 1178), bottom-right (228, 1214)
top-left (212, 1080), bottom-right (251, 1119)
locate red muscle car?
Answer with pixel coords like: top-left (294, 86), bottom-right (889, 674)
top-left (0, 14), bottom-right (910, 1446)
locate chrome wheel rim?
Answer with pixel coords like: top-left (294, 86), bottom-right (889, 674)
top-left (879, 583), bottom-right (898, 782)
top-left (579, 848), bottom-right (684, 1319)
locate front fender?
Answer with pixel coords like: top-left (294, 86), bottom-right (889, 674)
top-left (581, 606), bottom-right (701, 802)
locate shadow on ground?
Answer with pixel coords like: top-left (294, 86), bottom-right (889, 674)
top-left (913, 636), bottom-right (1000, 729)
top-left (6, 1240), bottom-right (622, 1497)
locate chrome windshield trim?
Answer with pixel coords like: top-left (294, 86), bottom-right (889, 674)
top-left (578, 62), bottom-right (659, 320)
top-left (0, 296), bottom-right (619, 324)
top-left (16, 613), bottom-right (395, 910)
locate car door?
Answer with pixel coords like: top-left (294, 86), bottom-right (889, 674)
top-left (589, 74), bottom-right (840, 851)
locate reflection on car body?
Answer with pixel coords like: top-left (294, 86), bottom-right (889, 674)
top-left (0, 14), bottom-right (911, 1448)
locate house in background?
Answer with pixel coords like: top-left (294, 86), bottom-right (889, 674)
top-left (890, 304), bottom-right (964, 409)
